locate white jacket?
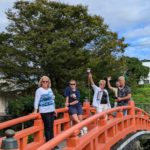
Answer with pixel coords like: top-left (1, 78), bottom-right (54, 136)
top-left (92, 84), bottom-right (111, 109)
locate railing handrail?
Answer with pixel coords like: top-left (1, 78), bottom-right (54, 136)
top-left (0, 107), bottom-right (72, 130)
top-left (1, 101), bottom-right (150, 150)
top-left (37, 104), bottom-right (139, 150)
top-left (135, 107), bottom-right (150, 116)
top-left (0, 113), bottom-right (40, 130)
top-left (0, 102), bottom-right (91, 150)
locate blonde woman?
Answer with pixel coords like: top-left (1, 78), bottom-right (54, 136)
top-left (88, 73), bottom-right (111, 113)
top-left (33, 76), bottom-right (57, 142)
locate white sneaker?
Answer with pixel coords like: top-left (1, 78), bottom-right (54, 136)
top-left (82, 126), bottom-right (88, 134)
top-left (80, 129), bottom-right (84, 136)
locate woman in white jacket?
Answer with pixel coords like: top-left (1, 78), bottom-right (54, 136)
top-left (88, 73), bottom-right (111, 113)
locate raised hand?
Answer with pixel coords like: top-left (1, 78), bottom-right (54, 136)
top-left (107, 76), bottom-right (112, 81)
top-left (88, 73), bottom-right (92, 79)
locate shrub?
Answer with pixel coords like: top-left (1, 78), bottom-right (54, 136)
top-left (8, 95), bottom-right (34, 116)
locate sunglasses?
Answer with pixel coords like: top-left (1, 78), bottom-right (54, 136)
top-left (42, 81), bottom-right (49, 83)
top-left (70, 83), bottom-right (76, 85)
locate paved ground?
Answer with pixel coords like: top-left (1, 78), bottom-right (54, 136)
top-left (57, 140), bottom-right (66, 150)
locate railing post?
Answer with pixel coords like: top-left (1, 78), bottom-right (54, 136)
top-left (98, 115), bottom-right (107, 127)
top-left (34, 114), bottom-right (44, 142)
top-left (1, 129), bottom-right (18, 150)
top-left (97, 116), bottom-right (107, 144)
top-left (83, 100), bottom-right (91, 118)
top-left (128, 100), bottom-right (135, 115)
top-left (128, 100), bottom-right (135, 128)
top-left (66, 130), bottom-right (80, 147)
top-left (116, 111), bottom-right (123, 118)
top-left (63, 108), bottom-right (71, 131)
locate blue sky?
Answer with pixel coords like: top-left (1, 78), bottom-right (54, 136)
top-left (0, 0), bottom-right (150, 60)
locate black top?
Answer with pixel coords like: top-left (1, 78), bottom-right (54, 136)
top-left (117, 85), bottom-right (131, 106)
top-left (101, 91), bottom-right (108, 104)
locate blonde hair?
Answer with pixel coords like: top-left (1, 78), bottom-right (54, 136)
top-left (99, 80), bottom-right (106, 85)
top-left (38, 76), bottom-right (51, 88)
top-left (118, 76), bottom-right (125, 81)
top-left (69, 79), bottom-right (77, 84)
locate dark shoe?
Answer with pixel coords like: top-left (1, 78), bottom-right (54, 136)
top-left (54, 146), bottom-right (59, 150)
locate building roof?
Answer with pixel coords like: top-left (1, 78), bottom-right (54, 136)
top-left (141, 59), bottom-right (150, 62)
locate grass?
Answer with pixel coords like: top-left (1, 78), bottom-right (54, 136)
top-left (133, 84), bottom-right (150, 113)
top-left (132, 85), bottom-right (150, 104)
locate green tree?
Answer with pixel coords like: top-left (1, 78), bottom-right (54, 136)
top-left (0, 0), bottom-right (127, 95)
top-left (87, 34), bottom-right (127, 83)
top-left (123, 57), bottom-right (149, 87)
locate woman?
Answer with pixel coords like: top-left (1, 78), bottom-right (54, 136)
top-left (33, 76), bottom-right (57, 142)
top-left (64, 79), bottom-right (87, 135)
top-left (88, 73), bottom-right (111, 113)
top-left (64, 79), bottom-right (83, 123)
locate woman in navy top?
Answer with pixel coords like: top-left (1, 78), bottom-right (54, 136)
top-left (64, 79), bottom-right (83, 124)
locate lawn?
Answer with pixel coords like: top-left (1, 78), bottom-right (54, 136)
top-left (133, 85), bottom-right (150, 113)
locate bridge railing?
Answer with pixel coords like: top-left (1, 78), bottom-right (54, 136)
top-left (0, 101), bottom-right (92, 150)
top-left (37, 101), bottom-right (150, 150)
top-left (136, 103), bottom-right (150, 114)
top-left (54, 101), bottom-right (93, 136)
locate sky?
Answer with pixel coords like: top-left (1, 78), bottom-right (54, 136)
top-left (0, 0), bottom-right (150, 60)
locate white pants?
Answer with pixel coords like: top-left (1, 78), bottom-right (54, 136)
top-left (114, 102), bottom-right (118, 107)
top-left (96, 104), bottom-right (109, 113)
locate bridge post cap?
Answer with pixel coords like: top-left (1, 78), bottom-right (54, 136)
top-left (1, 129), bottom-right (18, 149)
top-left (128, 100), bottom-right (135, 106)
top-left (5, 129), bottom-right (15, 138)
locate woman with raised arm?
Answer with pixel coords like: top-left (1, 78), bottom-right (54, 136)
top-left (88, 73), bottom-right (111, 113)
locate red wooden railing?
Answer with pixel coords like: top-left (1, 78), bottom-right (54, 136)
top-left (0, 102), bottom-right (92, 150)
top-left (36, 101), bottom-right (150, 150)
top-left (0, 101), bottom-right (150, 150)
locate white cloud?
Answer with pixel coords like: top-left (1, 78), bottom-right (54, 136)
top-left (62, 0), bottom-right (150, 31)
top-left (129, 37), bottom-right (150, 48)
top-left (124, 24), bottom-right (150, 39)
top-left (125, 47), bottom-right (150, 60)
top-left (0, 0), bottom-right (150, 59)
top-left (0, 0), bottom-right (17, 31)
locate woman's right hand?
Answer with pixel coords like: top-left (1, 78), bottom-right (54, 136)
top-left (70, 100), bottom-right (79, 105)
top-left (65, 102), bottom-right (69, 107)
top-left (33, 109), bottom-right (37, 113)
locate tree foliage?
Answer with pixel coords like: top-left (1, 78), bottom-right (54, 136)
top-left (8, 95), bottom-right (34, 116)
top-left (0, 0), bottom-right (127, 93)
top-left (123, 57), bottom-right (149, 87)
top-left (0, 0), bottom-right (148, 100)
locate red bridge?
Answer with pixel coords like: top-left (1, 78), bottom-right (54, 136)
top-left (0, 101), bottom-right (150, 150)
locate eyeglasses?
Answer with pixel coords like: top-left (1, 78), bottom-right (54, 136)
top-left (70, 83), bottom-right (76, 85)
top-left (42, 81), bottom-right (49, 83)
top-left (100, 84), bottom-right (105, 86)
